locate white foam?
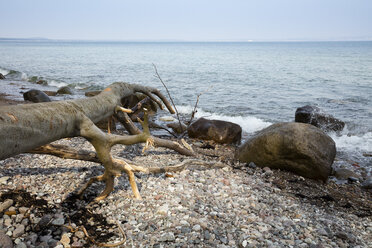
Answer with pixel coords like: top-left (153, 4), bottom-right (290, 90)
top-left (21, 72), bottom-right (28, 80)
top-left (330, 131), bottom-right (372, 153)
top-left (176, 105), bottom-right (271, 134)
top-left (0, 68), bottom-right (10, 75)
top-left (48, 80), bottom-right (68, 88)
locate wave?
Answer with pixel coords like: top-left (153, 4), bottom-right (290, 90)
top-left (176, 105), bottom-right (272, 134)
top-left (330, 130), bottom-right (372, 154)
top-left (0, 67), bottom-right (10, 75)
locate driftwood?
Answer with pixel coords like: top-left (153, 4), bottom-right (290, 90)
top-left (0, 82), bottom-right (194, 201)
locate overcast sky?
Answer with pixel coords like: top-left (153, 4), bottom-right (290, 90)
top-left (1, 0), bottom-right (371, 41)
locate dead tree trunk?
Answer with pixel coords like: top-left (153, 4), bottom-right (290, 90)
top-left (0, 82), bottom-right (194, 201)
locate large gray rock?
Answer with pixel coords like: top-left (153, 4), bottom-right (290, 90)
top-left (187, 118), bottom-right (242, 144)
top-left (295, 105), bottom-right (345, 132)
top-left (236, 122), bottom-right (336, 181)
top-left (23, 89), bottom-right (51, 103)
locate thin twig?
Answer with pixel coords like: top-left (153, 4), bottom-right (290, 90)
top-left (180, 86), bottom-right (213, 138)
top-left (152, 63), bottom-right (185, 135)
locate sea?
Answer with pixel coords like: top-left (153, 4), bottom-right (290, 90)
top-left (0, 40), bottom-right (371, 175)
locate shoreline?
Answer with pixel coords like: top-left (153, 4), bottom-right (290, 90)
top-left (0, 78), bottom-right (371, 247)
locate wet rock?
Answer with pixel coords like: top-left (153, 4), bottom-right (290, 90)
top-left (188, 118), bottom-right (242, 144)
top-left (0, 231), bottom-right (13, 248)
top-left (295, 105), bottom-right (345, 132)
top-left (236, 122), bottom-right (336, 181)
top-left (57, 86), bottom-right (73, 95)
top-left (0, 73), bottom-right (5, 79)
top-left (0, 199), bottom-right (14, 213)
top-left (23, 89), bottom-right (51, 103)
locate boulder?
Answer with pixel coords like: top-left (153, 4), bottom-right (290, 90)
top-left (295, 105), bottom-right (345, 132)
top-left (0, 73), bottom-right (5, 80)
top-left (23, 89), bottom-right (51, 103)
top-left (57, 86), bottom-right (73, 95)
top-left (236, 122), bottom-right (336, 181)
top-left (187, 118), bottom-right (242, 144)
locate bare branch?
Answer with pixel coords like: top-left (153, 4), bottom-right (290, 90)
top-left (152, 63), bottom-right (185, 134)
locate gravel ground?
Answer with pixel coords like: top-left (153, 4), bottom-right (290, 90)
top-left (0, 136), bottom-right (371, 248)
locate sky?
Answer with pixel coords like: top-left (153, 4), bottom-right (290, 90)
top-left (1, 0), bottom-right (371, 41)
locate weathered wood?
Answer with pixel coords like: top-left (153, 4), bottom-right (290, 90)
top-left (0, 82), bottom-right (179, 200)
top-left (0, 82), bottom-right (174, 160)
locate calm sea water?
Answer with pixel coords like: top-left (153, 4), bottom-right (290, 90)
top-left (0, 41), bottom-right (371, 173)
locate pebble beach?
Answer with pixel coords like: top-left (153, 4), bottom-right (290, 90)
top-left (0, 131), bottom-right (371, 248)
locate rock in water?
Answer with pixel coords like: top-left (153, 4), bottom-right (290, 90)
top-left (36, 79), bottom-right (47, 85)
top-left (57, 86), bottom-right (73, 95)
top-left (23, 89), bottom-right (51, 103)
top-left (0, 73), bottom-right (5, 79)
top-left (236, 122), bottom-right (336, 181)
top-left (187, 118), bottom-right (242, 144)
top-left (295, 105), bottom-right (345, 132)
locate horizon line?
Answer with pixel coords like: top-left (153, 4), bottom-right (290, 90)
top-left (1, 37), bottom-right (372, 43)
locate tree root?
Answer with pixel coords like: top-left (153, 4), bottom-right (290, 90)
top-left (114, 111), bottom-right (194, 156)
top-left (29, 139), bottom-right (224, 201)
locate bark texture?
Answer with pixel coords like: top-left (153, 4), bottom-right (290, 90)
top-left (0, 82), bottom-right (192, 201)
